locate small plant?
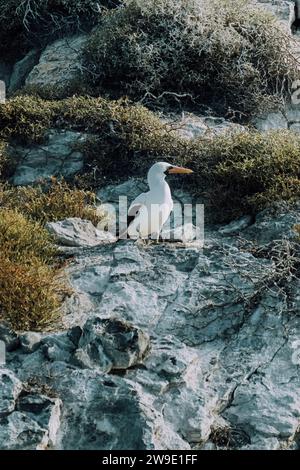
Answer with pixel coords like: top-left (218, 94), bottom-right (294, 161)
top-left (0, 209), bottom-right (63, 331)
top-left (0, 254), bottom-right (61, 331)
top-left (209, 425), bottom-right (250, 449)
top-left (0, 178), bottom-right (103, 226)
top-left (0, 208), bottom-right (56, 264)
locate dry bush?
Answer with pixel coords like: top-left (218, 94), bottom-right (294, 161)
top-left (82, 0), bottom-right (297, 118)
top-left (0, 95), bottom-right (54, 143)
top-left (0, 178), bottom-right (102, 226)
top-left (209, 426), bottom-right (250, 449)
top-left (0, 208), bottom-right (56, 264)
top-left (0, 209), bottom-right (62, 331)
top-left (185, 130), bottom-right (300, 221)
top-left (0, 255), bottom-right (60, 331)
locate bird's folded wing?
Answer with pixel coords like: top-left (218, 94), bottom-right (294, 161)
top-left (128, 192), bottom-right (148, 216)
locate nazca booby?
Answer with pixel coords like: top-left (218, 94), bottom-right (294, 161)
top-left (127, 162), bottom-right (193, 239)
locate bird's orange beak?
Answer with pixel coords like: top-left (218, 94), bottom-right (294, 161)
top-left (168, 166), bottom-right (193, 174)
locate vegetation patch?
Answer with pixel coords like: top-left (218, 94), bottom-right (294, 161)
top-left (1, 95), bottom-right (299, 222)
top-left (0, 209), bottom-right (61, 331)
top-left (82, 0), bottom-right (297, 119)
top-left (209, 426), bottom-right (250, 449)
top-left (0, 254), bottom-right (61, 331)
top-left (0, 178), bottom-right (102, 226)
top-left (0, 180), bottom-right (103, 331)
top-left (0, 208), bottom-right (56, 264)
top-left (184, 130), bottom-right (300, 221)
top-left (0, 96), bottom-right (55, 144)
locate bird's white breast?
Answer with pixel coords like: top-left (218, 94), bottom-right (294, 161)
top-left (128, 181), bottom-right (173, 238)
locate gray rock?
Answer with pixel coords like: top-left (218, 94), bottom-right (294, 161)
top-left (253, 111), bottom-right (288, 131)
top-left (289, 122), bottom-right (300, 132)
top-left (219, 215), bottom-right (253, 235)
top-left (76, 317), bottom-right (150, 372)
top-left (0, 412), bottom-right (49, 450)
top-left (12, 129), bottom-right (85, 186)
top-left (0, 391), bottom-right (61, 451)
top-left (0, 323), bottom-right (19, 352)
top-left (16, 394), bottom-right (61, 449)
top-left (97, 178), bottom-right (147, 204)
top-left (1, 184), bottom-right (300, 450)
top-left (164, 113), bottom-right (245, 139)
top-left (161, 222), bottom-right (203, 244)
top-left (244, 203), bottom-right (299, 244)
top-left (285, 104), bottom-right (300, 122)
top-left (9, 49), bottom-right (40, 94)
top-left (0, 369), bottom-right (22, 416)
top-left (19, 332), bottom-right (42, 354)
top-left (26, 35), bottom-right (87, 89)
top-left (46, 218), bottom-right (117, 247)
top-left (41, 332), bottom-right (76, 363)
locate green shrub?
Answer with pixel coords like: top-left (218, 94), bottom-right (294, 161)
top-left (0, 209), bottom-right (62, 330)
top-left (0, 178), bottom-right (103, 226)
top-left (184, 130), bottom-right (300, 221)
top-left (82, 0), bottom-right (297, 118)
top-left (0, 254), bottom-right (61, 331)
top-left (0, 0), bottom-right (120, 63)
top-left (0, 96), bottom-right (54, 143)
top-left (0, 95), bottom-right (171, 144)
top-left (0, 209), bottom-right (56, 264)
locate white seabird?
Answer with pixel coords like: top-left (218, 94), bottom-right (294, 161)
top-left (127, 162), bottom-right (193, 240)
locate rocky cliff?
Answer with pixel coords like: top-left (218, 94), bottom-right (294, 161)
top-left (0, 0), bottom-right (299, 451)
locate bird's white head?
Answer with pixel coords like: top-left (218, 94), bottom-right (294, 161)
top-left (147, 162), bottom-right (193, 187)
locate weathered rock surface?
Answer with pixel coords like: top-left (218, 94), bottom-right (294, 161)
top-left (253, 111), bottom-right (288, 131)
top-left (0, 366), bottom-right (61, 450)
top-left (2, 199), bottom-right (299, 450)
top-left (8, 49), bottom-right (40, 94)
top-left (46, 218), bottom-right (117, 247)
top-left (12, 130), bottom-right (85, 186)
top-left (75, 317), bottom-right (150, 372)
top-left (165, 113), bottom-right (245, 139)
top-left (0, 393), bottom-right (61, 450)
top-left (19, 332), bottom-right (42, 354)
top-left (0, 369), bottom-right (23, 416)
top-left (0, 323), bottom-right (20, 352)
top-left (219, 215), bottom-right (253, 235)
top-left (26, 35), bottom-right (86, 88)
top-left (1, 0), bottom-right (300, 452)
